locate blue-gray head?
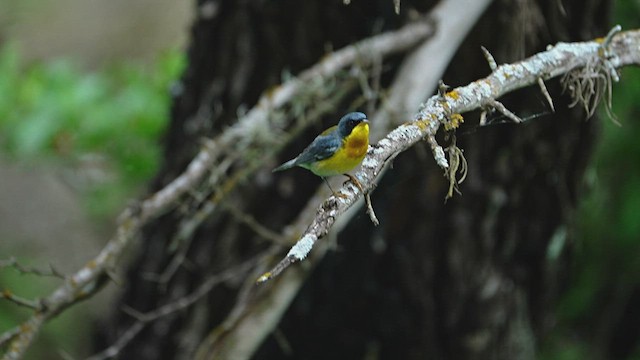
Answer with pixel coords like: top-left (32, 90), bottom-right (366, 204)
top-left (337, 112), bottom-right (368, 137)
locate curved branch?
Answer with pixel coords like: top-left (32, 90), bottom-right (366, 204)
top-left (196, 0), bottom-right (495, 358)
top-left (0, 16), bottom-right (436, 360)
top-left (199, 27), bottom-right (640, 358)
top-left (257, 28), bottom-right (640, 281)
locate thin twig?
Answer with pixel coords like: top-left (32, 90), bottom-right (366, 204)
top-left (479, 108), bottom-right (488, 126)
top-left (537, 77), bottom-right (555, 112)
top-left (0, 290), bottom-right (41, 310)
top-left (481, 46), bottom-right (498, 71)
top-left (223, 203), bottom-right (287, 244)
top-left (0, 257), bottom-right (64, 279)
top-left (603, 25), bottom-right (622, 49)
top-left (86, 257), bottom-right (258, 360)
top-left (85, 322), bottom-right (145, 360)
top-left (486, 98), bottom-right (523, 123)
top-left (343, 173), bottom-right (379, 226)
top-left (393, 0), bottom-right (401, 14)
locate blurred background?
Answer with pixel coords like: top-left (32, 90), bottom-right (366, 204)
top-left (544, 2), bottom-right (640, 358)
top-left (0, 0), bottom-right (639, 359)
top-left (0, 0), bottom-right (190, 357)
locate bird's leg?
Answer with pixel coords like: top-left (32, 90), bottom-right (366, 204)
top-left (322, 177), bottom-right (339, 197)
top-left (343, 173), bottom-right (364, 193)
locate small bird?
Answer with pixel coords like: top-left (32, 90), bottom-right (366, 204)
top-left (273, 112), bottom-right (369, 194)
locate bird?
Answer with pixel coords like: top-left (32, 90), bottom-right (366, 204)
top-left (273, 111), bottom-right (369, 195)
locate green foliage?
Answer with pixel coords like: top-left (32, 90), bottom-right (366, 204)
top-left (0, 44), bottom-right (185, 357)
top-left (0, 43), bottom-right (185, 217)
top-left (544, 3), bottom-right (640, 357)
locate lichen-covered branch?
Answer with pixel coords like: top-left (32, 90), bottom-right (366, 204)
top-left (197, 1), bottom-right (494, 357)
top-left (257, 28), bottom-right (640, 282)
top-left (0, 17), bottom-right (436, 360)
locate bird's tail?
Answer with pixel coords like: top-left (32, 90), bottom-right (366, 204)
top-left (273, 159), bottom-right (297, 172)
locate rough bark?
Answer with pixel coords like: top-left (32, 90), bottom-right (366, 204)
top-left (96, 0), bottom-right (611, 359)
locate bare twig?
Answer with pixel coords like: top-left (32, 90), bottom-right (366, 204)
top-left (0, 290), bottom-right (40, 310)
top-left (603, 25), bottom-right (623, 49)
top-left (342, 173), bottom-right (379, 226)
top-left (486, 98), bottom-right (524, 123)
top-left (481, 46), bottom-right (498, 71)
top-left (85, 322), bottom-right (145, 360)
top-left (537, 77), bottom-right (555, 112)
top-left (479, 108), bottom-right (489, 126)
top-left (223, 203), bottom-right (286, 244)
top-left (86, 257), bottom-right (258, 360)
top-left (0, 257), bottom-right (64, 279)
top-left (364, 192), bottom-right (379, 226)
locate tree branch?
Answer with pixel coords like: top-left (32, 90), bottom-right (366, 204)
top-left (196, 28), bottom-right (639, 360)
top-left (0, 257), bottom-right (64, 279)
top-left (196, 0), bottom-right (495, 358)
top-left (0, 16), bottom-right (436, 360)
top-left (86, 257), bottom-right (258, 360)
top-left (0, 290), bottom-right (41, 311)
top-left (257, 28), bottom-right (640, 282)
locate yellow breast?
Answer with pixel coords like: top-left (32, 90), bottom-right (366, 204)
top-left (310, 122), bottom-right (369, 177)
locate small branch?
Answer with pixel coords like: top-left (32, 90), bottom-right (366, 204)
top-left (486, 98), bottom-right (523, 123)
top-left (223, 203), bottom-right (287, 244)
top-left (481, 46), bottom-right (498, 71)
top-left (0, 257), bottom-right (64, 279)
top-left (0, 290), bottom-right (41, 310)
top-left (343, 173), bottom-right (379, 226)
top-left (393, 0), bottom-right (400, 15)
top-left (603, 25), bottom-right (623, 49)
top-left (364, 192), bottom-right (379, 225)
top-left (537, 77), bottom-right (555, 112)
top-left (256, 249), bottom-right (303, 284)
top-left (84, 322), bottom-right (145, 360)
top-left (87, 258), bottom-right (257, 360)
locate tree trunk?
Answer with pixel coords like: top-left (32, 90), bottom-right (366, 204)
top-left (96, 0), bottom-right (611, 358)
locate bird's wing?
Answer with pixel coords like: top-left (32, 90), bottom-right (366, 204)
top-left (293, 134), bottom-right (341, 165)
top-left (319, 125), bottom-right (338, 136)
